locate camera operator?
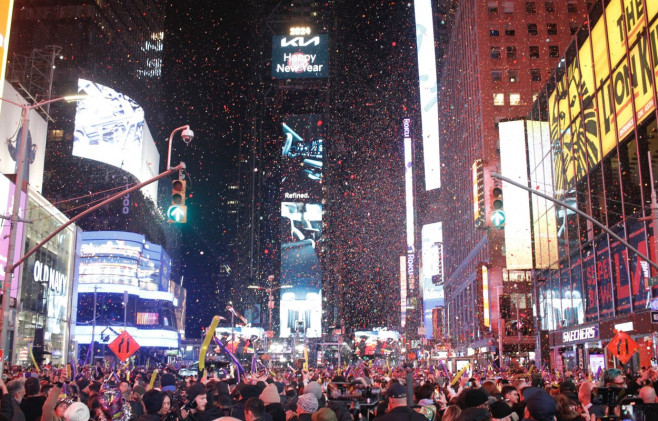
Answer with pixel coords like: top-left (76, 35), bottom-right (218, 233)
top-left (139, 389), bottom-right (164, 421)
top-left (373, 383), bottom-right (426, 421)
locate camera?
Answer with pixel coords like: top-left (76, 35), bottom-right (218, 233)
top-left (181, 128), bottom-right (194, 144)
top-left (327, 382), bottom-right (382, 406)
top-left (592, 387), bottom-right (627, 407)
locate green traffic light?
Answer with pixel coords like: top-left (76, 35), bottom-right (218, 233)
top-left (491, 209), bottom-right (505, 228)
top-left (167, 205), bottom-right (187, 223)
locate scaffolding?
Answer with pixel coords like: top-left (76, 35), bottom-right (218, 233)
top-left (7, 45), bottom-right (61, 118)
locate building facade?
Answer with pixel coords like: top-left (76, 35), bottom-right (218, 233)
top-left (435, 0), bottom-right (592, 360)
top-left (528, 0), bottom-right (658, 373)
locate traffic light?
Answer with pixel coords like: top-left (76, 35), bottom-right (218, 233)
top-left (490, 185), bottom-right (505, 228)
top-left (167, 179), bottom-right (187, 223)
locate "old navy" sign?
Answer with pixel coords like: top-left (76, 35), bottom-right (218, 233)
top-left (562, 325), bottom-right (599, 344)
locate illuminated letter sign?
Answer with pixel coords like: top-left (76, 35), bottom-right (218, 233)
top-left (562, 325), bottom-right (599, 343)
top-left (280, 36), bottom-right (321, 47)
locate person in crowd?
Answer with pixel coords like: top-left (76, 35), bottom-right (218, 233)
top-left (442, 406), bottom-right (461, 421)
top-left (576, 382), bottom-right (601, 421)
top-left (139, 389), bottom-right (164, 421)
top-left (457, 388), bottom-right (491, 421)
top-left (245, 398), bottom-right (268, 421)
top-left (19, 377), bottom-right (45, 421)
top-left (1, 380), bottom-right (26, 421)
top-left (311, 408), bottom-right (337, 421)
top-left (373, 383), bottom-right (427, 421)
top-left (489, 400), bottom-right (513, 421)
top-left (553, 394), bottom-right (583, 421)
top-left (288, 393), bottom-right (318, 421)
top-left (182, 382), bottom-right (208, 421)
top-left (260, 383), bottom-right (285, 421)
top-left (232, 385), bottom-right (262, 421)
top-left (601, 369), bottom-right (625, 388)
top-left (63, 402), bottom-right (90, 421)
top-left (522, 388), bottom-right (556, 421)
top-left (160, 392), bottom-right (172, 418)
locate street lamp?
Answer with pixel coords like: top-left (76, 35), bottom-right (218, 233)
top-left (167, 125), bottom-right (194, 172)
top-left (0, 94), bottom-right (86, 372)
top-left (248, 276), bottom-right (292, 350)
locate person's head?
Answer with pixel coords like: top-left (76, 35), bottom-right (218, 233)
top-left (259, 383), bottom-right (280, 405)
top-left (481, 380), bottom-right (499, 397)
top-left (245, 397), bottom-right (265, 421)
top-left (489, 400), bottom-right (514, 421)
top-left (187, 382), bottom-right (207, 413)
top-left (24, 377), bottom-right (40, 397)
top-left (297, 393), bottom-right (319, 414)
top-left (55, 397), bottom-right (74, 418)
top-left (512, 377), bottom-right (528, 391)
top-left (523, 388), bottom-right (556, 421)
top-left (602, 368), bottom-right (625, 388)
top-left (463, 388), bottom-right (489, 409)
top-left (441, 405), bottom-right (461, 421)
top-left (500, 386), bottom-right (519, 405)
top-left (414, 383), bottom-right (434, 401)
top-left (577, 381), bottom-right (594, 404)
top-left (119, 381), bottom-right (131, 397)
top-left (385, 383), bottom-right (408, 410)
top-left (6, 380), bottom-right (25, 403)
top-left (639, 385), bottom-right (657, 403)
top-left (160, 392), bottom-right (172, 415)
top-left (142, 389), bottom-right (164, 415)
top-left (88, 381), bottom-right (101, 394)
top-left (312, 407), bottom-right (338, 421)
top-left (63, 402), bottom-right (90, 421)
top-left (553, 394), bottom-right (578, 420)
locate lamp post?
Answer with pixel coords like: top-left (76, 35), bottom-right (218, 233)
top-left (0, 94), bottom-right (85, 373)
top-left (248, 277), bottom-right (292, 352)
top-left (167, 125), bottom-right (194, 172)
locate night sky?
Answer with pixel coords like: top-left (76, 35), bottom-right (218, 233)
top-left (162, 1), bottom-right (422, 337)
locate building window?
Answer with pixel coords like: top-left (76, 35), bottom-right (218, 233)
top-left (494, 93), bottom-right (505, 106)
top-left (545, 1), bottom-right (555, 12)
top-left (490, 26), bottom-right (500, 36)
top-left (492, 70), bottom-right (503, 81)
top-left (529, 46), bottom-right (540, 58)
top-left (567, 1), bottom-right (578, 13)
top-left (491, 46), bottom-right (502, 59)
top-left (549, 45), bottom-right (559, 57)
top-left (530, 68), bottom-right (541, 81)
top-left (570, 23), bottom-right (580, 35)
top-left (532, 92), bottom-right (539, 102)
top-left (508, 69), bottom-right (518, 82)
top-left (528, 23), bottom-right (538, 35)
top-left (507, 46), bottom-right (517, 59)
top-left (505, 25), bottom-right (515, 36)
top-left (503, 1), bottom-right (514, 13)
top-left (488, 1), bottom-right (498, 14)
top-left (509, 93), bottom-right (521, 105)
top-left (526, 1), bottom-right (536, 13)
top-left (547, 23), bottom-right (557, 35)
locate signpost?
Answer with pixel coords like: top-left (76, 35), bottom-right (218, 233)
top-left (108, 330), bottom-right (140, 362)
top-left (606, 331), bottom-right (638, 365)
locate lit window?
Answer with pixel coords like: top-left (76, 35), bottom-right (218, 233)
top-left (508, 70), bottom-right (518, 82)
top-left (547, 23), bottom-right (557, 35)
top-left (509, 93), bottom-right (521, 105)
top-left (492, 70), bottom-right (503, 81)
top-left (494, 93), bottom-right (505, 106)
top-left (490, 27), bottom-right (500, 36)
top-left (532, 92), bottom-right (539, 103)
top-left (491, 47), bottom-right (502, 59)
top-left (503, 2), bottom-right (514, 13)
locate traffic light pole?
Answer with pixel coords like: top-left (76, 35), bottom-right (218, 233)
top-left (491, 172), bottom-right (658, 272)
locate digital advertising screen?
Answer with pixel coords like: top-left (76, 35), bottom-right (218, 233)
top-left (354, 330), bottom-right (400, 357)
top-left (272, 34), bottom-right (329, 79)
top-left (73, 79), bottom-right (159, 200)
top-left (280, 115), bottom-right (324, 338)
top-left (421, 222), bottom-right (444, 339)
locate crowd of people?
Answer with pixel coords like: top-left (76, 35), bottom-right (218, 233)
top-left (0, 359), bottom-right (656, 421)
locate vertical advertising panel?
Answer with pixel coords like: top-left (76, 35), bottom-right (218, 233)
top-left (595, 237), bottom-right (614, 318)
top-left (592, 18), bottom-right (610, 91)
top-left (570, 257), bottom-right (585, 325)
top-left (499, 120), bottom-right (533, 269)
top-left (403, 118), bottom-right (417, 297)
top-left (630, 37), bottom-right (655, 125)
top-left (583, 246), bottom-right (598, 321)
top-left (481, 265), bottom-right (490, 328)
top-left (622, 0), bottom-right (647, 47)
top-left (627, 222), bottom-right (650, 310)
top-left (610, 227), bottom-right (631, 315)
top-left (414, 0), bottom-right (441, 190)
top-left (400, 256), bottom-right (407, 328)
top-left (280, 115), bottom-right (324, 338)
top-left (605, 0), bottom-right (624, 71)
top-left (421, 223), bottom-right (444, 338)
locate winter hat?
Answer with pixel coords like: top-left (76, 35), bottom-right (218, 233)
top-left (312, 407), bottom-right (338, 421)
top-left (64, 402), bottom-right (90, 421)
top-left (240, 384), bottom-right (262, 400)
top-left (523, 388), bottom-right (556, 421)
top-left (161, 373), bottom-right (177, 388)
top-left (489, 400), bottom-right (513, 419)
top-left (464, 388), bottom-right (489, 408)
top-left (297, 393), bottom-right (319, 413)
top-left (187, 382), bottom-right (207, 402)
top-left (260, 383), bottom-right (281, 405)
top-left (304, 382), bottom-right (323, 400)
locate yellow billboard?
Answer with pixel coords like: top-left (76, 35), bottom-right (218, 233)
top-left (0, 0), bottom-right (14, 100)
top-left (606, 0), bottom-right (624, 71)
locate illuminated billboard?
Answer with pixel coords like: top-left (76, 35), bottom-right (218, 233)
top-left (279, 115), bottom-right (324, 338)
top-left (354, 329), bottom-right (400, 356)
top-left (0, 0), bottom-right (14, 99)
top-left (421, 222), bottom-right (444, 338)
top-left (272, 35), bottom-right (329, 79)
top-left (547, 0), bottom-right (658, 195)
top-left (77, 231), bottom-right (171, 293)
top-left (0, 81), bottom-right (48, 193)
top-left (73, 79), bottom-right (160, 200)
top-left (404, 118), bottom-right (417, 297)
top-left (414, 0), bottom-right (441, 190)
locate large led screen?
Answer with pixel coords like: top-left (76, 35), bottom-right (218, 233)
top-left (73, 79), bottom-right (159, 201)
top-left (421, 222), bottom-right (444, 339)
top-left (272, 35), bottom-right (329, 79)
top-left (280, 115), bottom-right (324, 338)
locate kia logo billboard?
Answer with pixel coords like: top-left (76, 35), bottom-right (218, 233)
top-left (271, 34), bottom-right (329, 79)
